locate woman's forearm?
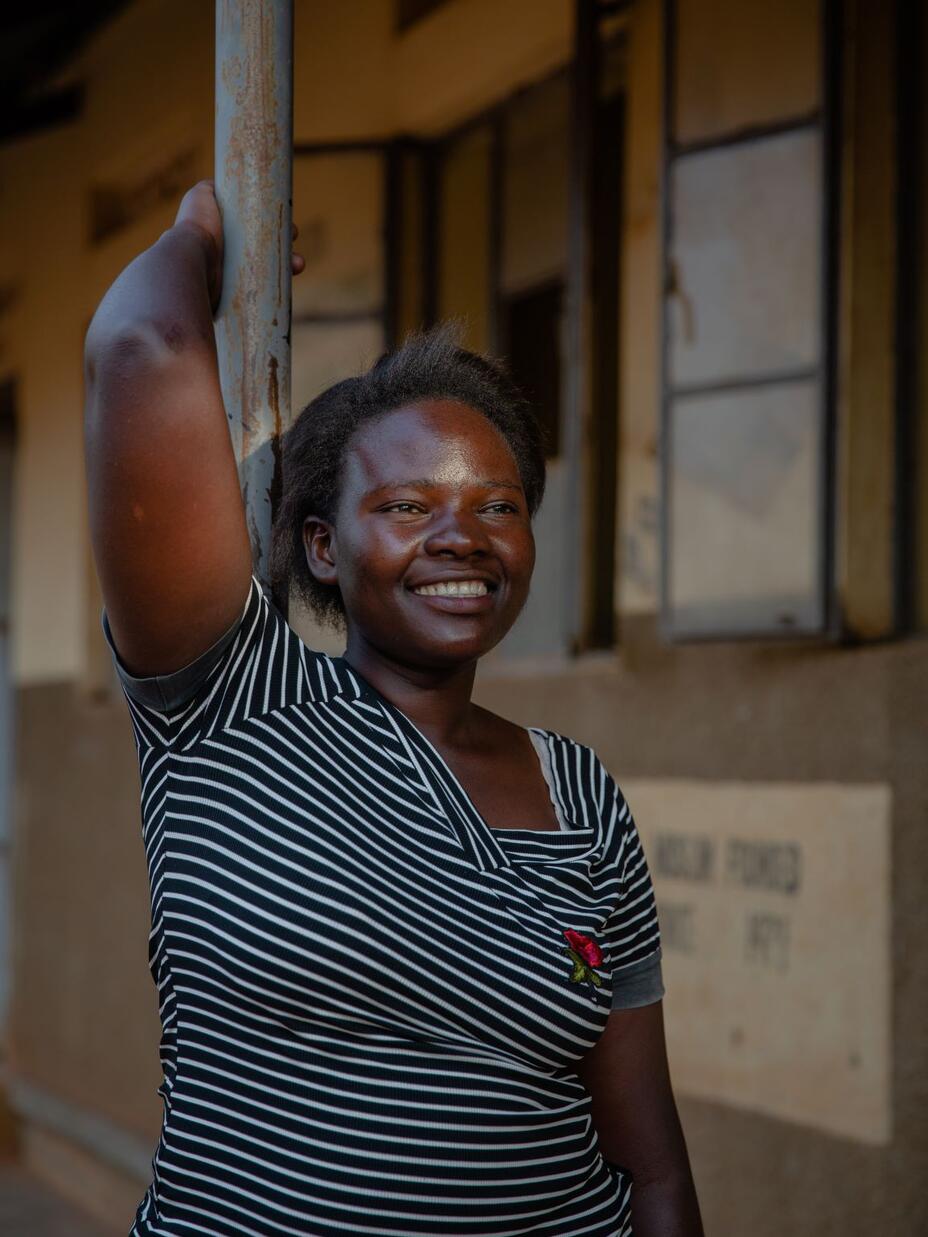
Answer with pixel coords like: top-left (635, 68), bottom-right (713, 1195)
top-left (630, 1168), bottom-right (705, 1237)
top-left (85, 222), bottom-right (219, 372)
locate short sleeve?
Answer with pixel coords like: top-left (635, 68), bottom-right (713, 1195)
top-left (611, 950), bottom-right (664, 1009)
top-left (101, 572), bottom-right (272, 750)
top-left (103, 574), bottom-right (354, 757)
top-left (597, 768), bottom-right (664, 1010)
top-left (101, 598), bottom-right (248, 714)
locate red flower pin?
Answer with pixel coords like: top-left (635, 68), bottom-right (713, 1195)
top-left (563, 929), bottom-right (604, 989)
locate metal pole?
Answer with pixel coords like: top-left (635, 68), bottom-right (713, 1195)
top-left (215, 0), bottom-right (294, 592)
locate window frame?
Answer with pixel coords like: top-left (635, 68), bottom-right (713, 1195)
top-left (658, 0), bottom-right (842, 642)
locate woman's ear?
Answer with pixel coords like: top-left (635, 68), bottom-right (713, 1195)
top-left (302, 515), bottom-right (338, 587)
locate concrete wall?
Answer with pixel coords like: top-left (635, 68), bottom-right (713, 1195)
top-left (1, 0), bottom-right (926, 1234)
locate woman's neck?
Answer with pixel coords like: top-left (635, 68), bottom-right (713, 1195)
top-left (342, 637), bottom-right (479, 748)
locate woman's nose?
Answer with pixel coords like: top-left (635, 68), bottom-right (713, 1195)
top-left (423, 506), bottom-right (490, 556)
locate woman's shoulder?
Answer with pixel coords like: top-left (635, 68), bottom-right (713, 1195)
top-left (526, 726), bottom-right (619, 781)
top-left (523, 725), bottom-right (633, 820)
top-left (103, 568), bottom-right (360, 749)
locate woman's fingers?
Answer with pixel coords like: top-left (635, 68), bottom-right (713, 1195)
top-left (175, 191), bottom-right (301, 275)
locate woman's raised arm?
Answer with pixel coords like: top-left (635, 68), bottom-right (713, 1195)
top-left (84, 181), bottom-right (273, 678)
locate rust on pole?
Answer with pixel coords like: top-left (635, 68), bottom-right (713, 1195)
top-left (214, 0), bottom-right (294, 593)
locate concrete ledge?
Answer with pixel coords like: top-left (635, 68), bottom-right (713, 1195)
top-left (0, 1161), bottom-right (110, 1237)
top-left (21, 1125), bottom-right (141, 1234)
top-left (5, 1077), bottom-right (150, 1232)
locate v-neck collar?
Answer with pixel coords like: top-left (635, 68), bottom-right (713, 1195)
top-left (331, 656), bottom-right (567, 872)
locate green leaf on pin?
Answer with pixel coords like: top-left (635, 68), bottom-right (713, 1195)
top-left (562, 929), bottom-right (605, 992)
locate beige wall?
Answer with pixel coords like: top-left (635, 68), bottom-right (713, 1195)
top-left (0, 0), bottom-right (214, 686)
top-left (396, 0), bottom-right (570, 134)
top-left (0, 126), bottom-right (98, 685)
top-left (10, 685), bottom-right (162, 1143)
top-left (295, 0), bottom-right (571, 141)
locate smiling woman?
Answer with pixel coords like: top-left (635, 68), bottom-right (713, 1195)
top-left (268, 326), bottom-right (545, 632)
top-left (83, 181), bottom-right (702, 1237)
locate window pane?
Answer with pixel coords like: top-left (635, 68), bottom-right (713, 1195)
top-left (495, 73), bottom-right (572, 658)
top-left (668, 381), bottom-right (823, 634)
top-left (503, 282), bottom-right (563, 458)
top-left (291, 319), bottom-right (384, 410)
top-left (662, 8), bottom-right (829, 640)
top-left (438, 124), bottom-right (492, 351)
top-left (292, 153), bottom-right (384, 318)
top-left (501, 74), bottom-right (569, 295)
top-left (669, 128), bottom-right (822, 388)
top-left (674, 0), bottom-right (821, 144)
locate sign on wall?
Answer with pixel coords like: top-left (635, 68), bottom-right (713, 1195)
top-left (625, 778), bottom-right (892, 1145)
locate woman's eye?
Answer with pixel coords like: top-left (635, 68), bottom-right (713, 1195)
top-left (484, 502), bottom-right (518, 514)
top-left (384, 502), bottom-right (422, 513)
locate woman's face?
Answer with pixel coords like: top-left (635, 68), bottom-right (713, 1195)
top-left (303, 399), bottom-right (535, 669)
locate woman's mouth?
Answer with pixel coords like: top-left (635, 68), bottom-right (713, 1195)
top-left (413, 580), bottom-right (489, 597)
top-left (408, 578), bottom-right (497, 612)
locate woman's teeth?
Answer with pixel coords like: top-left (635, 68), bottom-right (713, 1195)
top-left (413, 581), bottom-right (489, 597)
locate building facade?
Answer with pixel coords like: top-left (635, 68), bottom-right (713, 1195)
top-left (0, 0), bottom-right (925, 1232)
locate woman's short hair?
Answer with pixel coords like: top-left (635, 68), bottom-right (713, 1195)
top-left (268, 322), bottom-right (547, 628)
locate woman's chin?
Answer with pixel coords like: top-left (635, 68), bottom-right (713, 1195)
top-left (347, 590), bottom-right (527, 670)
top-left (391, 618), bottom-right (512, 669)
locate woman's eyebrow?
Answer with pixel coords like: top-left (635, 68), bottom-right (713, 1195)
top-left (366, 478), bottom-right (524, 495)
top-left (367, 479), bottom-right (433, 494)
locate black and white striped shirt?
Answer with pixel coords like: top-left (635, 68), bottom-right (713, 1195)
top-left (102, 572), bottom-right (663, 1236)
